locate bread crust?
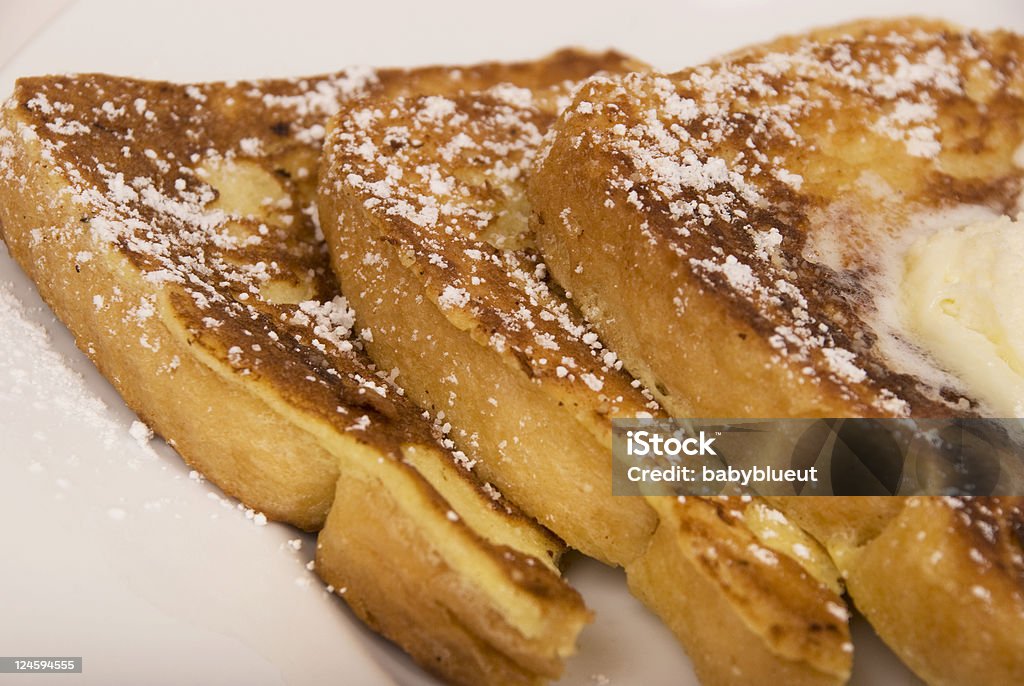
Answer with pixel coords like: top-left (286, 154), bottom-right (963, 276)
top-left (318, 60), bottom-right (660, 568)
top-left (531, 19), bottom-right (1024, 418)
top-left (318, 67), bottom-right (852, 684)
top-left (767, 495), bottom-right (1024, 686)
top-left (841, 497), bottom-right (1024, 686)
top-left (629, 497), bottom-right (851, 686)
top-left (529, 18), bottom-right (1024, 685)
top-left (0, 58), bottom-right (601, 685)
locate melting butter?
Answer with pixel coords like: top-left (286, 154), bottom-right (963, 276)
top-left (901, 214), bottom-right (1024, 417)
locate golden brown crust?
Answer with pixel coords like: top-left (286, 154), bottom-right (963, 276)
top-left (317, 444), bottom-right (591, 686)
top-left (0, 55), bottom-right (606, 685)
top-left (629, 497), bottom-right (850, 686)
top-left (776, 496), bottom-right (1024, 686)
top-left (529, 18), bottom-right (1024, 686)
top-left (530, 19), bottom-right (1024, 418)
top-left (326, 88), bottom-right (655, 421)
top-left (3, 48), bottom-right (647, 461)
top-left (0, 131), bottom-right (344, 525)
top-left (318, 64), bottom-right (662, 567)
top-left (317, 65), bottom-right (854, 684)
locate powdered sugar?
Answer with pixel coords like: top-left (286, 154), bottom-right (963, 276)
top-left (560, 24), bottom-right (1001, 414)
top-left (291, 297), bottom-right (357, 354)
top-left (0, 282), bottom-right (120, 448)
top-left (327, 80), bottom-right (660, 414)
top-left (0, 69), bottom-right (525, 487)
top-left (438, 285), bottom-right (470, 310)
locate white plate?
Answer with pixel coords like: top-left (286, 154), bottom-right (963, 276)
top-left (2, 2), bottom-right (1020, 684)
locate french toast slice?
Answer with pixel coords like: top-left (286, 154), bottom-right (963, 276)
top-left (317, 79), bottom-right (853, 684)
top-left (630, 496), bottom-right (852, 686)
top-left (762, 495), bottom-right (1024, 686)
top-left (0, 53), bottom-right (628, 684)
top-left (318, 79), bottom-right (659, 567)
top-left (530, 17), bottom-right (1023, 418)
top-left (528, 18), bottom-right (1024, 685)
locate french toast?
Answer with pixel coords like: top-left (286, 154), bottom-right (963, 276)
top-left (762, 495), bottom-right (1024, 686)
top-left (529, 18), bottom-right (1024, 685)
top-left (317, 75), bottom-right (853, 684)
top-left (0, 52), bottom-right (636, 684)
top-left (318, 78), bottom-right (659, 566)
top-left (530, 17), bottom-right (1023, 419)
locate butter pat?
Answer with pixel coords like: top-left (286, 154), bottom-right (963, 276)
top-left (901, 215), bottom-right (1024, 417)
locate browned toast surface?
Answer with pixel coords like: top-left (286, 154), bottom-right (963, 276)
top-left (767, 494), bottom-right (1024, 686)
top-left (529, 18), bottom-right (1024, 685)
top-left (0, 52), bottom-right (633, 526)
top-left (0, 52), bottom-right (632, 685)
top-left (318, 68), bottom-right (853, 685)
top-left (318, 64), bottom-right (662, 567)
top-left (530, 18), bottom-right (1024, 419)
top-left (631, 496), bottom-right (851, 686)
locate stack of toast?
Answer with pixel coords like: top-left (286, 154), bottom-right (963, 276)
top-left (0, 54), bottom-right (615, 685)
top-left (317, 74), bottom-right (852, 685)
top-left (2, 16), bottom-right (1022, 686)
